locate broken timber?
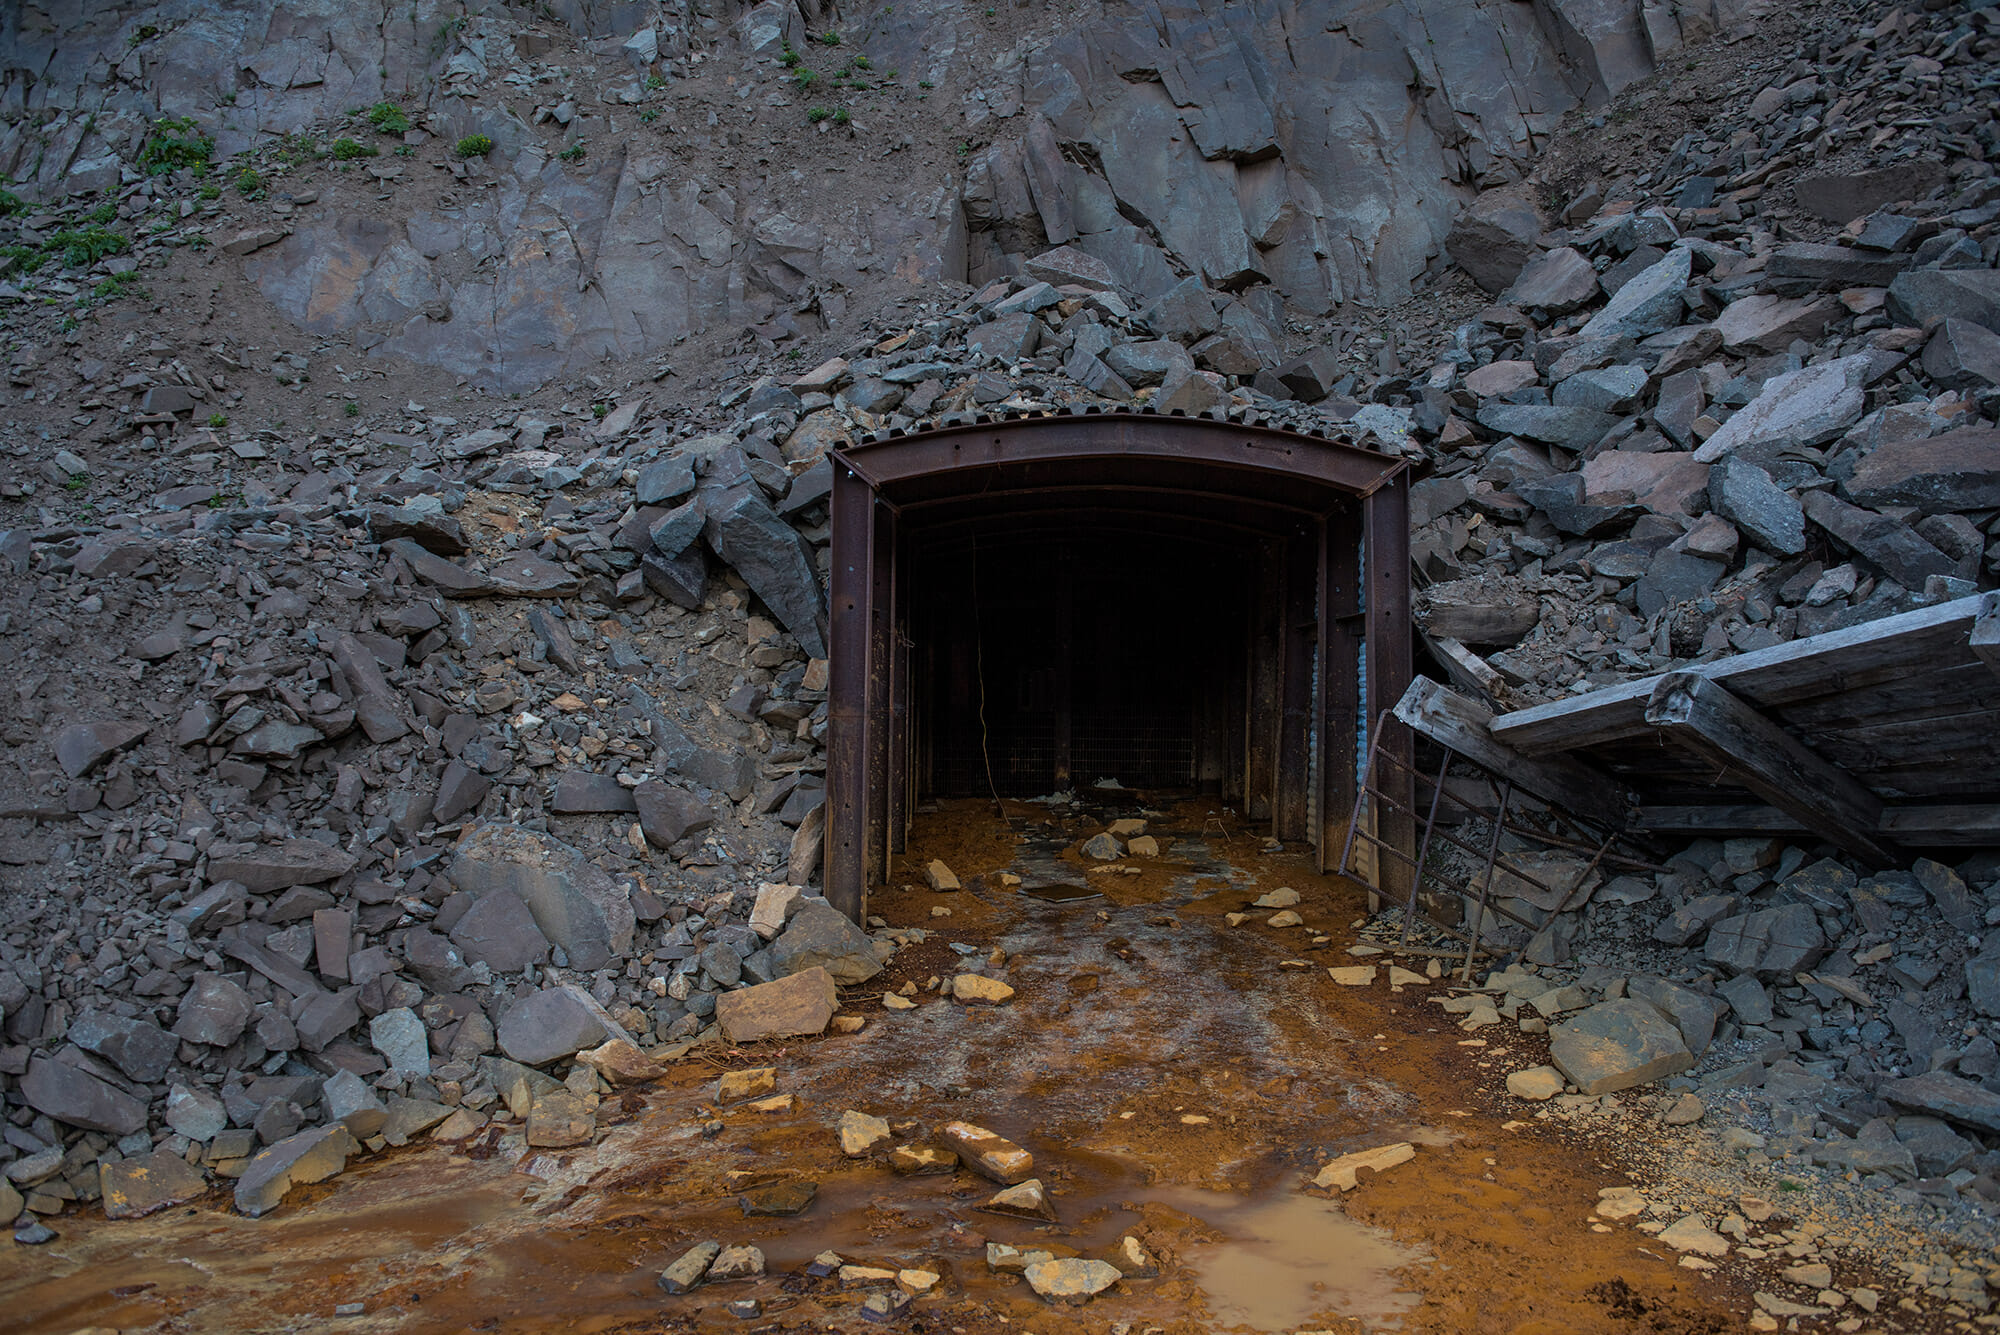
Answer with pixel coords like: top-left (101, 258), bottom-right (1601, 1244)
top-left (1396, 592), bottom-right (2000, 859)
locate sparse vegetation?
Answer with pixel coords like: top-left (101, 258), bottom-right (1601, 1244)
top-left (88, 273), bottom-right (142, 304)
top-left (85, 202), bottom-right (119, 225)
top-left (638, 108), bottom-right (659, 124)
top-left (454, 134), bottom-right (494, 157)
top-left (48, 225), bottom-right (128, 268)
top-left (794, 66), bottom-right (818, 89)
top-left (330, 137), bottom-right (378, 160)
top-left (136, 115), bottom-right (214, 176)
top-left (207, 412), bottom-right (229, 428)
top-left (197, 183), bottom-right (221, 200)
top-left (344, 400), bottom-right (361, 417)
top-left (854, 55), bottom-right (872, 70)
top-left (818, 30), bottom-right (841, 45)
top-left (645, 72), bottom-right (667, 89)
top-left (0, 244), bottom-right (42, 276)
top-left (235, 167), bottom-right (264, 196)
top-left (833, 108), bottom-right (851, 126)
top-left (807, 107), bottom-right (832, 123)
top-left (591, 402), bottom-right (609, 420)
top-left (367, 101), bottom-right (411, 135)
top-left (65, 473), bottom-right (89, 491)
top-left (558, 141), bottom-right (587, 162)
top-left (0, 190), bottom-right (26, 216)
top-left (778, 43), bottom-right (801, 68)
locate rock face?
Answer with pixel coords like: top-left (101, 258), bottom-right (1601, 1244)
top-left (100, 1152), bottom-right (210, 1219)
top-left (449, 824), bottom-right (634, 971)
top-left (0, 0), bottom-right (1760, 392)
top-left (1548, 999), bottom-right (1695, 1095)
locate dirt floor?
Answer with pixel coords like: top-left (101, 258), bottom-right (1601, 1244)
top-left (2, 796), bottom-right (1765, 1334)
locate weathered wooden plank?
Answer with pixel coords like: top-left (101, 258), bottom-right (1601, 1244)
top-left (1416, 600), bottom-right (1539, 646)
top-left (1390, 678), bottom-right (1632, 829)
top-left (1492, 593), bottom-right (1998, 756)
top-left (1629, 802), bottom-right (2000, 845)
top-left (1773, 659), bottom-right (1995, 732)
top-left (1642, 672), bottom-right (1897, 867)
top-left (1422, 632), bottom-right (1510, 709)
top-left (1627, 804), bottom-right (1808, 835)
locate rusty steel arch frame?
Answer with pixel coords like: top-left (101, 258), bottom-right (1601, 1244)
top-left (824, 406), bottom-right (1413, 922)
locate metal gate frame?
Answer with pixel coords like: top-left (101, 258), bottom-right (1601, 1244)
top-left (825, 405), bottom-right (1413, 922)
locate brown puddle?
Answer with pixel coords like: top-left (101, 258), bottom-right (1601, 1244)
top-left (1158, 1186), bottom-right (1426, 1332)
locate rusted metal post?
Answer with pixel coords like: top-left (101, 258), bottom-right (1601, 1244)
top-left (1364, 478), bottom-right (1415, 902)
top-left (1318, 507), bottom-right (1363, 871)
top-left (826, 461), bottom-right (874, 923)
top-left (866, 501), bottom-right (896, 888)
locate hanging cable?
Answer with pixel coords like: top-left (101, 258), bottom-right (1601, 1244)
top-left (970, 535), bottom-right (1004, 816)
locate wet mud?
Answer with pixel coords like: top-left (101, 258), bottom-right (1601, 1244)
top-left (0, 795), bottom-right (1743, 1334)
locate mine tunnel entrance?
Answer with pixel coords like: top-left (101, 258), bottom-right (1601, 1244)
top-left (824, 408), bottom-right (1415, 920)
top-left (911, 523), bottom-right (1250, 798)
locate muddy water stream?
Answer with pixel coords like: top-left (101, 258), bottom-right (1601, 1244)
top-left (0, 796), bottom-right (1740, 1334)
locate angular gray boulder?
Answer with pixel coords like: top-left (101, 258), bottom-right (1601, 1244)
top-left (448, 824), bottom-right (634, 970)
top-left (1548, 999), bottom-right (1694, 1095)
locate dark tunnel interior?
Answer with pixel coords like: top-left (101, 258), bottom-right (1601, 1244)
top-left (907, 520), bottom-right (1255, 799)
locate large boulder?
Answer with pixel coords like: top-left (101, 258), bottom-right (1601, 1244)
top-left (1444, 187), bottom-right (1544, 294)
top-left (448, 824), bottom-right (634, 970)
top-left (497, 987), bottom-right (610, 1066)
top-left (1548, 999), bottom-right (1694, 1095)
top-left (1704, 904), bottom-right (1827, 978)
top-left (234, 1125), bottom-right (356, 1218)
top-left (714, 967), bottom-right (839, 1043)
top-left (21, 1056), bottom-right (149, 1135)
top-left (767, 903), bottom-right (884, 984)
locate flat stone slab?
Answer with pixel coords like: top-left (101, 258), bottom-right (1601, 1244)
top-left (234, 1125), bottom-right (355, 1218)
top-left (715, 967), bottom-right (838, 1043)
top-left (943, 1121), bottom-right (1035, 1184)
top-left (1313, 1142), bottom-right (1416, 1190)
top-left (1549, 998), bottom-right (1694, 1095)
top-left (101, 1152), bottom-right (210, 1219)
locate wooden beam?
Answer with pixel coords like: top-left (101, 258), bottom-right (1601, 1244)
top-left (1630, 802), bottom-right (2000, 846)
top-left (1390, 677), bottom-right (1632, 830)
top-left (1642, 672), bottom-right (1898, 868)
top-left (1423, 632), bottom-right (1510, 710)
top-left (1492, 592), bottom-right (2000, 756)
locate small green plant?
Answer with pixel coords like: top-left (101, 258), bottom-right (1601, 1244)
top-left (58, 315), bottom-right (79, 333)
top-left (0, 243), bottom-right (42, 276)
top-left (956, 140), bottom-right (970, 158)
top-left (367, 101), bottom-right (411, 135)
top-left (638, 108), bottom-right (659, 124)
top-left (197, 183), bottom-right (220, 200)
top-left (833, 108), bottom-right (851, 126)
top-left (817, 30), bottom-right (841, 44)
top-left (235, 167), bottom-right (263, 195)
top-left (394, 144), bottom-right (415, 157)
top-left (65, 472), bottom-right (88, 491)
top-left (454, 134), bottom-right (494, 157)
top-left (591, 402), bottom-right (609, 420)
top-left (88, 273), bottom-right (142, 304)
top-left (807, 106), bottom-right (832, 123)
top-left (778, 43), bottom-right (801, 67)
top-left (221, 90), bottom-right (237, 106)
top-left (853, 55), bottom-right (872, 69)
top-left (0, 190), bottom-right (24, 216)
top-left (329, 136), bottom-right (378, 160)
top-left (137, 116), bottom-right (213, 176)
top-left (49, 225), bottom-right (128, 267)
top-left (558, 141), bottom-right (587, 162)
top-left (645, 72), bottom-right (667, 89)
top-left (984, 5), bottom-right (995, 14)
top-left (207, 411), bottom-right (228, 428)
top-left (274, 133), bottom-right (316, 167)
top-left (794, 66), bottom-right (818, 88)
top-left (344, 400), bottom-right (361, 417)
top-left (918, 79), bottom-right (933, 89)
top-left (86, 202), bottom-right (119, 224)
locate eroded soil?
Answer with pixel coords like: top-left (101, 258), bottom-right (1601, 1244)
top-left (0, 797), bottom-right (1744, 1335)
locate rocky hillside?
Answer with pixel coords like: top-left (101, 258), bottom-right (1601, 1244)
top-left (0, 0), bottom-right (1998, 1265)
top-left (8, 0), bottom-right (1776, 392)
